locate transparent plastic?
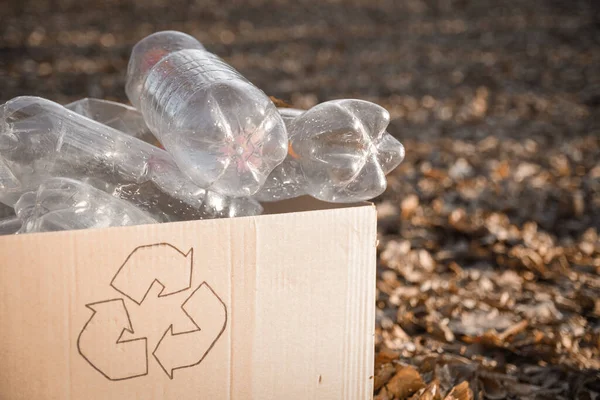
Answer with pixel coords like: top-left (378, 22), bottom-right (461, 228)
top-left (126, 31), bottom-right (288, 197)
top-left (0, 96), bottom-right (263, 222)
top-left (66, 98), bottom-right (159, 146)
top-left (66, 98), bottom-right (307, 203)
top-left (256, 100), bottom-right (405, 203)
top-left (253, 108), bottom-right (307, 202)
top-left (126, 31), bottom-right (206, 107)
top-left (0, 215), bottom-right (20, 235)
top-left (278, 108), bottom-right (305, 122)
top-left (15, 178), bottom-right (157, 233)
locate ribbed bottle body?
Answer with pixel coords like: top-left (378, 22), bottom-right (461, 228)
top-left (127, 33), bottom-right (288, 197)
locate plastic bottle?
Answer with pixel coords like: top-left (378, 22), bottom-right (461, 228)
top-left (14, 178), bottom-right (157, 233)
top-left (66, 98), bottom-right (159, 146)
top-left (126, 31), bottom-right (288, 196)
top-left (255, 100), bottom-right (405, 203)
top-left (0, 96), bottom-right (263, 221)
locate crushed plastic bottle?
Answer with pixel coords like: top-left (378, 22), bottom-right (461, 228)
top-left (0, 96), bottom-right (263, 221)
top-left (15, 178), bottom-right (157, 233)
top-left (66, 98), bottom-right (159, 146)
top-left (126, 31), bottom-right (288, 197)
top-left (255, 100), bottom-right (405, 203)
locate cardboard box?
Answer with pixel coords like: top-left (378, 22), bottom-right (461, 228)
top-left (0, 197), bottom-right (377, 399)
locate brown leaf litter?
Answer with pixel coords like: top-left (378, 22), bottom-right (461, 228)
top-left (375, 135), bottom-right (599, 399)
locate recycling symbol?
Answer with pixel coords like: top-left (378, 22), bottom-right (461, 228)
top-left (77, 243), bottom-right (227, 381)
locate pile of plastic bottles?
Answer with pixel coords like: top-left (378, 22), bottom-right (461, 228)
top-left (0, 31), bottom-right (404, 234)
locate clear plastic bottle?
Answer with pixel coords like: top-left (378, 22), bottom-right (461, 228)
top-left (15, 178), bottom-right (158, 233)
top-left (126, 31), bottom-right (288, 197)
top-left (253, 108), bottom-right (307, 202)
top-left (0, 96), bottom-right (262, 221)
top-left (0, 215), bottom-right (20, 235)
top-left (66, 98), bottom-right (159, 146)
top-left (67, 97), bottom-right (305, 204)
top-left (255, 100), bottom-right (405, 203)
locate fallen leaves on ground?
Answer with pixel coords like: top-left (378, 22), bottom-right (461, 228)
top-left (375, 136), bottom-right (600, 399)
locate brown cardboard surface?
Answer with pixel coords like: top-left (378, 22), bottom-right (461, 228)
top-left (0, 203), bottom-right (376, 399)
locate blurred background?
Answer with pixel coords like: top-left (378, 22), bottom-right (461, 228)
top-left (1, 0), bottom-right (598, 142)
top-left (1, 0), bottom-right (599, 398)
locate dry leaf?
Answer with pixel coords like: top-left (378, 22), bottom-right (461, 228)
top-left (409, 380), bottom-right (443, 400)
top-left (375, 346), bottom-right (401, 371)
top-left (444, 381), bottom-right (473, 400)
top-left (269, 96), bottom-right (293, 108)
top-left (375, 386), bottom-right (392, 400)
top-left (374, 363), bottom-right (397, 392)
top-left (386, 365), bottom-right (426, 399)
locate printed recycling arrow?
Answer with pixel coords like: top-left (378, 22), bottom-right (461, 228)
top-left (111, 243), bottom-right (193, 304)
top-left (153, 282), bottom-right (227, 379)
top-left (78, 243), bottom-right (227, 381)
top-left (77, 299), bottom-right (148, 381)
